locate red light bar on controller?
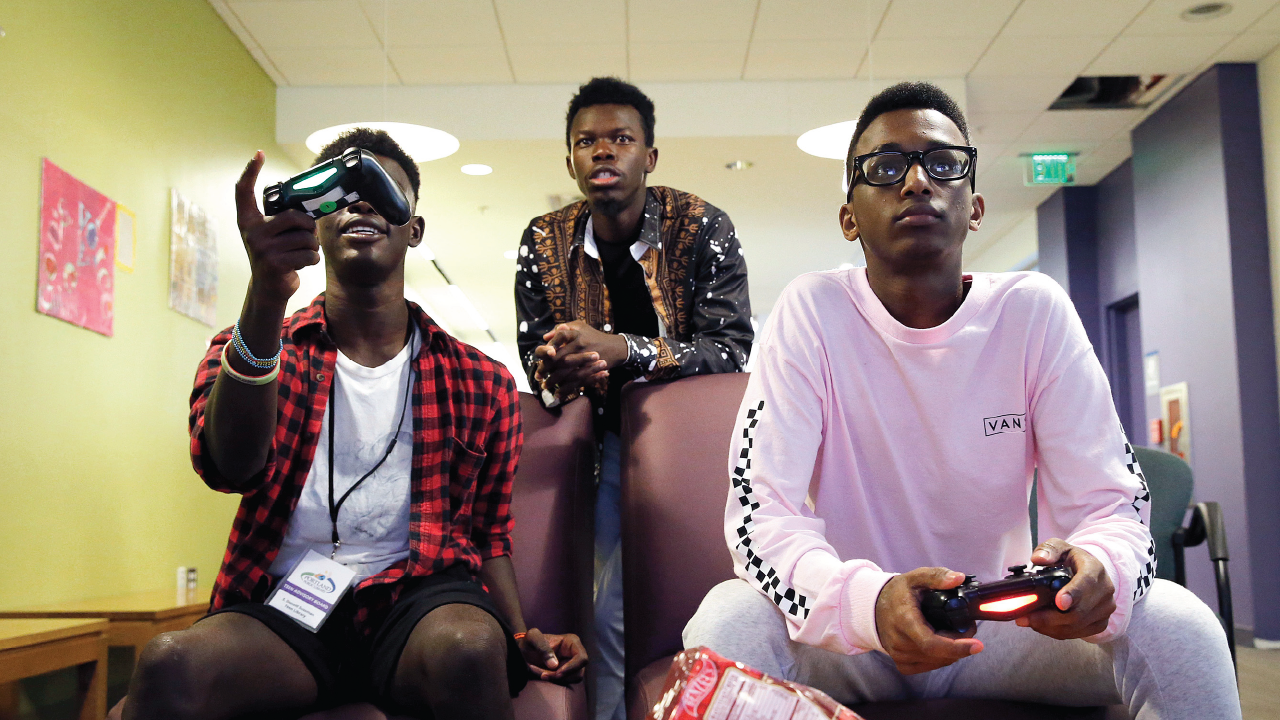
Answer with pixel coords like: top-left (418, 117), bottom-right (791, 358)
top-left (978, 594), bottom-right (1039, 614)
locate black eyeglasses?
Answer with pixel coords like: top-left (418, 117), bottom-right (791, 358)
top-left (847, 146), bottom-right (977, 197)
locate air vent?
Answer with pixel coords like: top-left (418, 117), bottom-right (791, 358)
top-left (1049, 75), bottom-right (1180, 110)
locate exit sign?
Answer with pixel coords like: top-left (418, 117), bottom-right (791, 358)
top-left (1024, 154), bottom-right (1077, 186)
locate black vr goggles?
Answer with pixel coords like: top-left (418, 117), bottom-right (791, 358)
top-left (263, 147), bottom-right (412, 227)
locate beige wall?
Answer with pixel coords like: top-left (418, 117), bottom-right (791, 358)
top-left (0, 0), bottom-right (296, 607)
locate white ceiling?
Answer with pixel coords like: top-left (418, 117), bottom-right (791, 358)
top-left (209, 0), bottom-right (1280, 360)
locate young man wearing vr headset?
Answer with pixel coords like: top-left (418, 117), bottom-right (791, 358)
top-left (119, 129), bottom-right (586, 720)
top-left (683, 82), bottom-right (1239, 716)
top-left (514, 77), bottom-right (753, 720)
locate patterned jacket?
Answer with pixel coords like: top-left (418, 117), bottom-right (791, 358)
top-left (514, 186), bottom-right (752, 407)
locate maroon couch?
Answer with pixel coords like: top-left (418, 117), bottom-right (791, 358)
top-left (110, 392), bottom-right (595, 720)
top-left (618, 374), bottom-right (1124, 720)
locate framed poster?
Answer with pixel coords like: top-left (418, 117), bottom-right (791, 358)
top-left (169, 189), bottom-right (218, 326)
top-left (1159, 381), bottom-right (1191, 462)
top-left (36, 159), bottom-right (116, 336)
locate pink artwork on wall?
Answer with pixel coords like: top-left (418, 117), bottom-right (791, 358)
top-left (36, 159), bottom-right (116, 336)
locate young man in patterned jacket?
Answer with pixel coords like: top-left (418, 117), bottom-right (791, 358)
top-left (514, 77), bottom-right (753, 720)
top-left (119, 129), bottom-right (585, 720)
top-left (683, 82), bottom-right (1239, 718)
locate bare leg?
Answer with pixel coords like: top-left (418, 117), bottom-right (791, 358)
top-left (122, 613), bottom-right (318, 720)
top-left (390, 604), bottom-right (515, 720)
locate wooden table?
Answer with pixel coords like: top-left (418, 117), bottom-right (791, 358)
top-left (0, 589), bottom-right (209, 652)
top-left (0, 618), bottom-right (108, 720)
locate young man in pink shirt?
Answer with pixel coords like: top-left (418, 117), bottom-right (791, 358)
top-left (684, 82), bottom-right (1239, 716)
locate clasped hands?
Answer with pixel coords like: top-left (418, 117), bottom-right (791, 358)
top-left (874, 538), bottom-right (1116, 675)
top-left (533, 320), bottom-right (629, 401)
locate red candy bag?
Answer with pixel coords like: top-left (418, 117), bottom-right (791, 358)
top-left (646, 647), bottom-right (864, 720)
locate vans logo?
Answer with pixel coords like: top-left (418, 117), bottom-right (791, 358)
top-left (984, 414), bottom-right (1027, 436)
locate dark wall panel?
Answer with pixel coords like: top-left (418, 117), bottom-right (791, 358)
top-left (1130, 64), bottom-right (1280, 636)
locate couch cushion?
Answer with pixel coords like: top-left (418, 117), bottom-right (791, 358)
top-left (512, 394), bottom-right (596, 637)
top-left (619, 374), bottom-right (748, 686)
top-left (293, 680), bottom-right (588, 720)
top-left (626, 655), bottom-right (678, 720)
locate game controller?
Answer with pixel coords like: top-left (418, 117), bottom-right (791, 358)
top-left (921, 564), bottom-right (1073, 634)
top-left (263, 147), bottom-right (412, 227)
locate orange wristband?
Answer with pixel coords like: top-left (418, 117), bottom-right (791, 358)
top-left (513, 632), bottom-right (527, 640)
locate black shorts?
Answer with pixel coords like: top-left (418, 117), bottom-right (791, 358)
top-left (205, 565), bottom-right (528, 710)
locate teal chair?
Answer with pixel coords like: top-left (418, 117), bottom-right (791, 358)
top-left (1133, 446), bottom-right (1235, 670)
top-left (1030, 448), bottom-right (1235, 671)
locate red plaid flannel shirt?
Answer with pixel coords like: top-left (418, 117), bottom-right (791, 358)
top-left (189, 295), bottom-right (521, 632)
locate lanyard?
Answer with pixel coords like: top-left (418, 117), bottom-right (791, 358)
top-left (327, 363), bottom-right (415, 560)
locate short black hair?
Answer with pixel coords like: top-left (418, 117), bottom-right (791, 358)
top-left (566, 77), bottom-right (656, 149)
top-left (846, 82), bottom-right (971, 171)
top-left (313, 127), bottom-right (421, 200)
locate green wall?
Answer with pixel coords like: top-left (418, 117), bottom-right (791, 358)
top-left (0, 0), bottom-right (297, 608)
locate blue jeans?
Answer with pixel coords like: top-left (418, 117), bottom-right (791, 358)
top-left (594, 432), bottom-right (625, 720)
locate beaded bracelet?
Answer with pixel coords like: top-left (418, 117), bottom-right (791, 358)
top-left (232, 318), bottom-right (282, 370)
top-left (220, 342), bottom-right (280, 386)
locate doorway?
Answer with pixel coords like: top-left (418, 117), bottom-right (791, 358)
top-left (1105, 294), bottom-right (1145, 445)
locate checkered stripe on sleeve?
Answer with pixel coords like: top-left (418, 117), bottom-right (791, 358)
top-left (730, 400), bottom-right (812, 620)
top-left (1123, 439), bottom-right (1157, 601)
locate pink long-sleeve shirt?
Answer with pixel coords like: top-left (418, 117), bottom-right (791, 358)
top-left (726, 268), bottom-right (1155, 655)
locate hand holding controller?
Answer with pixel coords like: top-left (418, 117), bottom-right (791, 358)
top-left (263, 147), bottom-right (412, 227)
top-left (921, 564), bottom-right (1073, 634)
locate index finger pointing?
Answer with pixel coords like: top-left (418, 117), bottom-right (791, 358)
top-left (235, 151), bottom-right (266, 230)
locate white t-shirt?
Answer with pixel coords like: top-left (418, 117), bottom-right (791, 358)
top-left (269, 327), bottom-right (421, 582)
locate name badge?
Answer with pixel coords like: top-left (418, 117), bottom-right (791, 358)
top-left (266, 549), bottom-right (357, 632)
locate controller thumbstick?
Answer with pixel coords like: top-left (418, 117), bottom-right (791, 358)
top-left (1008, 565), bottom-right (1027, 576)
top-left (964, 575), bottom-right (976, 585)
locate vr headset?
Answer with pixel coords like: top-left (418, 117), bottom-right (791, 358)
top-left (263, 147), bottom-right (412, 227)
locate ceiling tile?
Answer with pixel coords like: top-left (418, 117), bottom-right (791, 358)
top-left (966, 75), bottom-right (1076, 115)
top-left (969, 112), bottom-right (1040, 145)
top-left (1251, 2), bottom-right (1280, 32)
top-left (359, 0), bottom-right (503, 48)
top-left (969, 35), bottom-right (1111, 77)
top-left (505, 43), bottom-right (627, 83)
top-left (227, 0), bottom-right (382, 49)
top-left (1214, 32), bottom-right (1280, 61)
top-left (1075, 137), bottom-right (1133, 184)
top-left (1086, 33), bottom-right (1234, 74)
top-left (854, 37), bottom-right (989, 78)
top-left (1017, 109), bottom-right (1142, 143)
top-left (628, 0), bottom-right (756, 44)
top-left (1125, 0), bottom-right (1280, 35)
top-left (494, 0), bottom-right (626, 45)
top-left (266, 47), bottom-right (400, 85)
top-left (742, 40), bottom-right (864, 80)
top-left (391, 46), bottom-right (514, 84)
top-left (1000, 0), bottom-right (1147, 36)
top-left (629, 42), bottom-right (748, 81)
top-left (1006, 138), bottom-right (1104, 157)
top-left (752, 0), bottom-right (889, 41)
top-left (875, 0), bottom-right (1019, 40)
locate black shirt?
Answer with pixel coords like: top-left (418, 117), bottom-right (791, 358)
top-left (597, 238), bottom-right (659, 434)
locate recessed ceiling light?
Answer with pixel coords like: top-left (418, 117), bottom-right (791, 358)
top-left (798, 120), bottom-right (857, 160)
top-left (725, 160), bottom-right (754, 171)
top-left (461, 164), bottom-right (493, 176)
top-left (1181, 2), bottom-right (1232, 21)
top-left (305, 122), bottom-right (459, 163)
top-left (503, 249), bottom-right (519, 260)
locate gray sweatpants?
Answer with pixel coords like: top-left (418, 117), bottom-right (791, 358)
top-left (683, 578), bottom-right (1240, 719)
